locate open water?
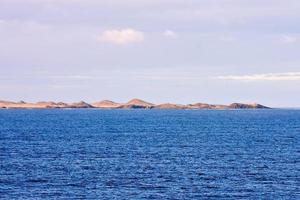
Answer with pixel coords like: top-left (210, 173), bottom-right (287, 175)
top-left (0, 109), bottom-right (299, 199)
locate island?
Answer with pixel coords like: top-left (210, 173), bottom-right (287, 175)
top-left (0, 99), bottom-right (270, 109)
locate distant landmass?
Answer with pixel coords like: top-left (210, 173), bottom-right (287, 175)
top-left (0, 99), bottom-right (270, 109)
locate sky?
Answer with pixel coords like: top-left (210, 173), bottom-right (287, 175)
top-left (0, 0), bottom-right (300, 107)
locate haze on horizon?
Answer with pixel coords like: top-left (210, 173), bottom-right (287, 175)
top-left (0, 0), bottom-right (300, 107)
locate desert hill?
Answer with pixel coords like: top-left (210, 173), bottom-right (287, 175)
top-left (0, 99), bottom-right (270, 109)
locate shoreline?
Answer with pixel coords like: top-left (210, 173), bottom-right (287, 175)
top-left (0, 98), bottom-right (270, 110)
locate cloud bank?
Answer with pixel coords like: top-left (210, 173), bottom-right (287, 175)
top-left (281, 35), bottom-right (298, 44)
top-left (217, 72), bottom-right (300, 81)
top-left (97, 28), bottom-right (144, 45)
top-left (163, 30), bottom-right (178, 39)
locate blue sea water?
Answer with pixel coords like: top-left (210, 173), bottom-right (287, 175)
top-left (0, 109), bottom-right (299, 199)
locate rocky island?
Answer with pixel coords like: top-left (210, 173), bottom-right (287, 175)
top-left (0, 99), bottom-right (270, 109)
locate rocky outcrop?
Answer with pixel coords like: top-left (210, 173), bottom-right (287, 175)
top-left (54, 102), bottom-right (70, 108)
top-left (186, 103), bottom-right (228, 109)
top-left (0, 99), bottom-right (270, 109)
top-left (0, 101), bottom-right (15, 108)
top-left (0, 101), bottom-right (70, 109)
top-left (120, 99), bottom-right (155, 109)
top-left (68, 101), bottom-right (94, 108)
top-left (155, 103), bottom-right (187, 109)
top-left (35, 101), bottom-right (61, 108)
top-left (0, 101), bottom-right (40, 109)
top-left (228, 103), bottom-right (270, 109)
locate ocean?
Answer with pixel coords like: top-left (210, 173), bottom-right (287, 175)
top-left (0, 109), bottom-right (299, 199)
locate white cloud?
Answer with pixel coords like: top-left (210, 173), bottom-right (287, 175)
top-left (217, 72), bottom-right (300, 81)
top-left (163, 30), bottom-right (178, 39)
top-left (49, 75), bottom-right (94, 80)
top-left (281, 35), bottom-right (298, 44)
top-left (97, 28), bottom-right (144, 45)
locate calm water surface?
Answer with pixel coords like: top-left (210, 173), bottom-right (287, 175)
top-left (0, 109), bottom-right (299, 199)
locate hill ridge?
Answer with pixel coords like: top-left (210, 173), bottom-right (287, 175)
top-left (0, 99), bottom-right (270, 109)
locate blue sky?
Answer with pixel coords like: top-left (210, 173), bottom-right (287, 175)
top-left (0, 0), bottom-right (300, 107)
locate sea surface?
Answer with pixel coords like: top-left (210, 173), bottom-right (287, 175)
top-left (0, 109), bottom-right (299, 199)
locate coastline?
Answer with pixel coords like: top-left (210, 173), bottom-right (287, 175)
top-left (0, 99), bottom-right (270, 110)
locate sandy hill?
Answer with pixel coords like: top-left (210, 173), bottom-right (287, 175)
top-left (121, 99), bottom-right (155, 109)
top-left (0, 99), bottom-right (270, 109)
top-left (92, 100), bottom-right (122, 108)
top-left (155, 103), bottom-right (187, 109)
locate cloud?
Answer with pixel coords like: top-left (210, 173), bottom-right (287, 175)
top-left (281, 35), bottom-right (298, 44)
top-left (49, 75), bottom-right (94, 80)
top-left (97, 28), bottom-right (144, 45)
top-left (216, 72), bottom-right (300, 81)
top-left (163, 30), bottom-right (178, 39)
